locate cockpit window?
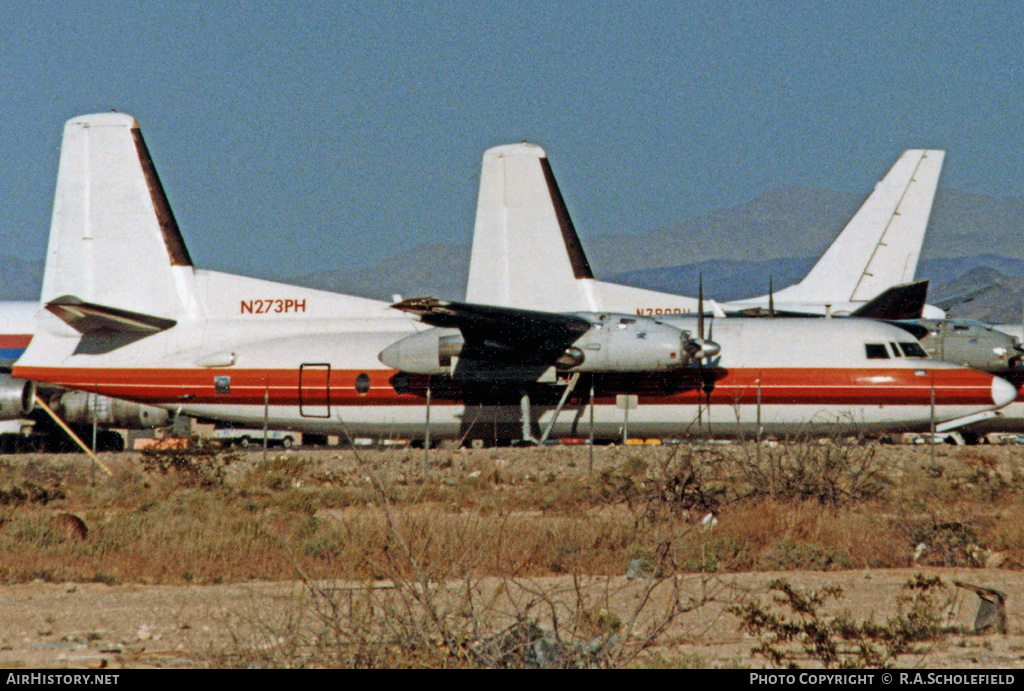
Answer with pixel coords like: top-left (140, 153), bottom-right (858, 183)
top-left (889, 342), bottom-right (902, 357)
top-left (865, 344), bottom-right (889, 359)
top-left (899, 342), bottom-right (927, 358)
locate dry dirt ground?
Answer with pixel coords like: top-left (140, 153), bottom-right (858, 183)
top-left (1, 444), bottom-right (1024, 668)
top-left (1, 569), bottom-right (1023, 668)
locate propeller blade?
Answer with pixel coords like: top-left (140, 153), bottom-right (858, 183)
top-left (698, 273), bottom-right (705, 341)
top-left (769, 275), bottom-right (775, 318)
top-left (682, 274), bottom-right (722, 364)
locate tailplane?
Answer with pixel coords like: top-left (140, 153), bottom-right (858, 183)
top-left (848, 280), bottom-right (929, 320)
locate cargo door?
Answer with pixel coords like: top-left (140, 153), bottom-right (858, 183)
top-left (299, 363), bottom-right (331, 418)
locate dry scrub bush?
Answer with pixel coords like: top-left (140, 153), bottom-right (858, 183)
top-left (594, 445), bottom-right (727, 520)
top-left (139, 446), bottom-right (237, 489)
top-left (736, 434), bottom-right (890, 506)
top-left (6, 440), bottom-right (1024, 590)
top-left (731, 574), bottom-right (956, 669)
top-left (221, 463), bottom-right (739, 668)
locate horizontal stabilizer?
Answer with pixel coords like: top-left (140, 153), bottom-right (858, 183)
top-left (932, 283), bottom-right (997, 311)
top-left (46, 295), bottom-right (177, 335)
top-left (849, 281), bottom-right (929, 320)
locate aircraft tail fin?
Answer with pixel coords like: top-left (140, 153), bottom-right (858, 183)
top-left (777, 149), bottom-right (944, 304)
top-left (40, 113), bottom-right (197, 324)
top-left (466, 143), bottom-right (597, 312)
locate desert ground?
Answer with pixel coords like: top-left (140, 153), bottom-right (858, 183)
top-left (2, 441), bottom-right (1024, 668)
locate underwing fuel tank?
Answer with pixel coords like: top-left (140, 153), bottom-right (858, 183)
top-left (379, 316), bottom-right (710, 376)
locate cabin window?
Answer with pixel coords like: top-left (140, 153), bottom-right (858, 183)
top-left (355, 373), bottom-right (371, 395)
top-left (865, 344), bottom-right (889, 359)
top-left (953, 324), bottom-right (970, 332)
top-left (391, 372), bottom-right (409, 395)
top-left (899, 342), bottom-right (927, 358)
top-left (214, 376), bottom-right (231, 394)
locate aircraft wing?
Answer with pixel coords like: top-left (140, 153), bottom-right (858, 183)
top-left (849, 281), bottom-right (929, 320)
top-left (391, 297), bottom-right (590, 360)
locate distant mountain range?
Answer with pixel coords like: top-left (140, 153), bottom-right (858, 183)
top-left (3, 186), bottom-right (1022, 321)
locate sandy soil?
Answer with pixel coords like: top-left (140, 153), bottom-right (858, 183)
top-left (1, 444), bottom-right (1023, 669)
top-left (1, 568), bottom-right (1021, 669)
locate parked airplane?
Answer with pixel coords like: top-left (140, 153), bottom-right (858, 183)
top-left (0, 300), bottom-right (169, 449)
top-left (380, 296), bottom-right (1016, 440)
top-left (462, 142), bottom-right (1024, 441)
top-left (963, 322), bottom-right (1024, 434)
top-left (910, 319), bottom-right (1022, 374)
top-left (465, 143), bottom-right (1024, 374)
top-left (10, 113), bottom-right (1016, 444)
top-left (0, 301), bottom-right (37, 420)
top-left (466, 143), bottom-right (945, 318)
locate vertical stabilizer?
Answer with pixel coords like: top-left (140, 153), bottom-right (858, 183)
top-left (41, 113), bottom-right (196, 321)
top-left (776, 149), bottom-right (944, 304)
top-left (466, 143), bottom-right (597, 312)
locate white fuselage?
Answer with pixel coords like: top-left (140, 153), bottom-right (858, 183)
top-left (14, 276), bottom-right (1016, 440)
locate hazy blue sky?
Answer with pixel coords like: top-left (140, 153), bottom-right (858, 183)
top-left (1, 2), bottom-right (1022, 280)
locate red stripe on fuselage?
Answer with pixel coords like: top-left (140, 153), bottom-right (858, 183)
top-left (0, 335), bottom-right (32, 348)
top-left (11, 365), bottom-right (999, 408)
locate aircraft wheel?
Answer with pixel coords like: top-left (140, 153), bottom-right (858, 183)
top-left (281, 436), bottom-right (293, 449)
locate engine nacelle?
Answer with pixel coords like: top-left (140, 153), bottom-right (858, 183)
top-left (916, 319), bottom-right (1023, 373)
top-left (379, 328), bottom-right (464, 375)
top-left (0, 374), bottom-right (36, 420)
top-left (568, 315), bottom-right (692, 372)
top-left (379, 315), bottom-right (711, 376)
top-left (50, 390), bottom-right (170, 429)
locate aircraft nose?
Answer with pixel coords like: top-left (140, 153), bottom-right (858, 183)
top-left (991, 376), bottom-right (1018, 408)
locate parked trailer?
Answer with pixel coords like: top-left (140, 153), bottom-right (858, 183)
top-left (212, 427), bottom-right (298, 449)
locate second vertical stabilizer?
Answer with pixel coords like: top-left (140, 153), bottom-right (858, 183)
top-left (773, 149), bottom-right (945, 304)
top-left (466, 143), bottom-right (597, 312)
